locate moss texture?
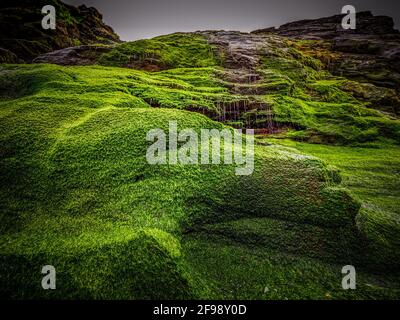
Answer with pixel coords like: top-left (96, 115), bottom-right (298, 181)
top-left (0, 64), bottom-right (376, 299)
top-left (0, 26), bottom-right (399, 299)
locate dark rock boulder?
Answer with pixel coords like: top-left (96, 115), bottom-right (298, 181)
top-left (0, 0), bottom-right (120, 62)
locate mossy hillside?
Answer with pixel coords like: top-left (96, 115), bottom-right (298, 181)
top-left (0, 64), bottom-right (363, 298)
top-left (182, 233), bottom-right (400, 299)
top-left (340, 81), bottom-right (400, 116)
top-left (98, 33), bottom-right (218, 70)
top-left (0, 63), bottom-right (234, 113)
top-left (268, 94), bottom-right (400, 144)
top-left (284, 38), bottom-right (400, 115)
top-left (0, 65), bottom-right (358, 229)
top-left (264, 139), bottom-right (400, 267)
top-left (0, 227), bottom-right (197, 299)
top-left (258, 47), bottom-right (400, 144)
top-left (76, 32), bottom-right (400, 144)
top-left (193, 217), bottom-right (363, 265)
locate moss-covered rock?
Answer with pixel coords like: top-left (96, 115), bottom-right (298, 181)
top-left (0, 0), bottom-right (120, 62)
top-left (0, 64), bottom-right (370, 298)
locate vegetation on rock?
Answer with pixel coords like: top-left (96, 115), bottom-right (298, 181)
top-left (0, 0), bottom-right (120, 62)
top-left (0, 1), bottom-right (399, 299)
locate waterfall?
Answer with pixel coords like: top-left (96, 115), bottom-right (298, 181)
top-left (265, 103), bottom-right (274, 133)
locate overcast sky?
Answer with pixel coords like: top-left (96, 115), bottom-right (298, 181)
top-left (63, 0), bottom-right (400, 41)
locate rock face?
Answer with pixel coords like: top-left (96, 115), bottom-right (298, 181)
top-left (31, 12), bottom-right (400, 131)
top-left (0, 48), bottom-right (20, 63)
top-left (252, 11), bottom-right (399, 39)
top-left (195, 31), bottom-right (286, 132)
top-left (33, 45), bottom-right (113, 65)
top-left (0, 0), bottom-right (120, 62)
top-left (2, 5), bottom-right (399, 130)
top-left (252, 11), bottom-right (400, 89)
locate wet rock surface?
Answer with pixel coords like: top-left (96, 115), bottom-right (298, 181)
top-left (198, 31), bottom-right (282, 131)
top-left (33, 45), bottom-right (113, 65)
top-left (195, 19), bottom-right (400, 128)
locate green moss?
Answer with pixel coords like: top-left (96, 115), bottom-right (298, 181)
top-left (1, 64), bottom-right (376, 299)
top-left (0, 226), bottom-right (198, 299)
top-left (182, 233), bottom-right (400, 299)
top-left (264, 139), bottom-right (400, 269)
top-left (257, 44), bottom-right (400, 144)
top-left (98, 33), bottom-right (218, 69)
top-left (263, 94), bottom-right (399, 144)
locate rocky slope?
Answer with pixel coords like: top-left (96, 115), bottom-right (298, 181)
top-left (32, 11), bottom-right (400, 139)
top-left (0, 0), bottom-right (120, 62)
top-left (1, 2), bottom-right (400, 299)
top-left (253, 11), bottom-right (400, 90)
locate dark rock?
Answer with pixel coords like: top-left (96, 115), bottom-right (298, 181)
top-left (342, 81), bottom-right (400, 116)
top-left (200, 31), bottom-right (268, 70)
top-left (252, 11), bottom-right (399, 39)
top-left (33, 45), bottom-right (113, 65)
top-left (251, 27), bottom-right (277, 34)
top-left (0, 47), bottom-right (22, 63)
top-left (251, 11), bottom-right (400, 90)
top-left (0, 0), bottom-right (121, 62)
top-left (332, 37), bottom-right (382, 54)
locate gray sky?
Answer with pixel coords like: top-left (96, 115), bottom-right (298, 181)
top-left (63, 0), bottom-right (400, 41)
